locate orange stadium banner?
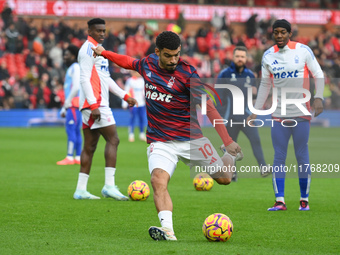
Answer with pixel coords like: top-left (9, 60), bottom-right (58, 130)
top-left (1, 0), bottom-right (340, 25)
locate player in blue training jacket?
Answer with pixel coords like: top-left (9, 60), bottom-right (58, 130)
top-left (57, 44), bottom-right (82, 165)
top-left (216, 46), bottom-right (270, 180)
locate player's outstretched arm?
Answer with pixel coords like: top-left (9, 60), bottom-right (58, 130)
top-left (91, 46), bottom-right (136, 70)
top-left (92, 46), bottom-right (138, 108)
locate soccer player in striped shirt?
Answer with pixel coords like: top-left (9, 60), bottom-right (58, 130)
top-left (248, 19), bottom-right (325, 211)
top-left (92, 31), bottom-right (242, 240)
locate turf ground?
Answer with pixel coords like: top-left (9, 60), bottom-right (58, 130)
top-left (0, 127), bottom-right (339, 255)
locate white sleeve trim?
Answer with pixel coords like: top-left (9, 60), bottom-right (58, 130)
top-left (108, 78), bottom-right (127, 99)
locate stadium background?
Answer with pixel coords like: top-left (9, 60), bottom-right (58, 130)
top-left (0, 0), bottom-right (339, 127)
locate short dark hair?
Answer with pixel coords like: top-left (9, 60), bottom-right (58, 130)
top-left (233, 46), bottom-right (248, 55)
top-left (66, 44), bottom-right (79, 59)
top-left (156, 31), bottom-right (181, 51)
top-left (87, 18), bottom-right (105, 28)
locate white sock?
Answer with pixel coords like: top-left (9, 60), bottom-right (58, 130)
top-left (158, 210), bottom-right (173, 231)
top-left (300, 197), bottom-right (309, 202)
top-left (66, 156), bottom-right (74, 160)
top-left (276, 197), bottom-right (285, 203)
top-left (75, 155), bottom-right (81, 161)
top-left (76, 173), bottom-right (89, 191)
top-left (105, 167), bottom-right (116, 186)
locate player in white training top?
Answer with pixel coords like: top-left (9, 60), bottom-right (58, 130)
top-left (73, 18), bottom-right (137, 200)
top-left (248, 19), bottom-right (324, 211)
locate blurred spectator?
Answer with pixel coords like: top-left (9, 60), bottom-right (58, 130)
top-left (34, 73), bottom-right (51, 108)
top-left (36, 56), bottom-right (48, 77)
top-left (49, 41), bottom-right (63, 67)
top-left (1, 78), bottom-right (14, 109)
top-left (0, 31), bottom-right (6, 57)
top-left (221, 12), bottom-right (231, 34)
top-left (103, 28), bottom-right (119, 52)
top-left (5, 23), bottom-right (18, 53)
top-left (211, 11), bottom-right (223, 31)
top-left (1, 2), bottom-right (13, 29)
top-left (44, 33), bottom-right (57, 54)
top-left (212, 51), bottom-right (222, 76)
top-left (59, 20), bottom-right (73, 43)
top-left (72, 23), bottom-right (86, 41)
top-left (246, 14), bottom-right (258, 39)
top-left (33, 32), bottom-right (45, 55)
top-left (49, 61), bottom-right (64, 85)
top-left (16, 17), bottom-right (29, 38)
top-left (26, 19), bottom-right (38, 50)
top-left (11, 76), bottom-right (31, 108)
top-left (25, 51), bottom-right (37, 68)
top-left (0, 61), bottom-right (10, 81)
top-left (47, 79), bottom-right (64, 109)
top-left (184, 30), bottom-right (196, 56)
top-left (196, 22), bottom-right (211, 38)
top-left (219, 30), bottom-right (232, 49)
top-left (198, 54), bottom-right (212, 78)
top-left (177, 11), bottom-right (186, 32)
top-left (145, 35), bottom-right (156, 56)
top-left (49, 19), bottom-right (62, 42)
top-left (15, 34), bottom-right (24, 53)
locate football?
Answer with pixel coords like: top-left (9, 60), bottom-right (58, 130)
top-left (127, 180), bottom-right (150, 201)
top-left (193, 173), bottom-right (214, 191)
top-left (202, 213), bottom-right (233, 242)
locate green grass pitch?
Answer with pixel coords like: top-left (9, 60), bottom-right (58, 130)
top-left (0, 127), bottom-right (339, 254)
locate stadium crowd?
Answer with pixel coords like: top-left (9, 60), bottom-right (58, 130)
top-left (0, 4), bottom-right (340, 110)
top-left (95, 0), bottom-right (339, 9)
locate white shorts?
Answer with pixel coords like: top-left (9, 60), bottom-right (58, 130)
top-left (147, 137), bottom-right (223, 177)
top-left (81, 107), bottom-right (116, 129)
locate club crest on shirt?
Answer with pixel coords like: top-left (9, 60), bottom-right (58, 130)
top-left (167, 76), bottom-right (175, 88)
top-left (230, 73), bottom-right (237, 81)
top-left (244, 75), bottom-right (251, 87)
top-left (294, 55), bottom-right (299, 64)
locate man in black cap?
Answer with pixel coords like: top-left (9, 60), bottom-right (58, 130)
top-left (248, 19), bottom-right (325, 211)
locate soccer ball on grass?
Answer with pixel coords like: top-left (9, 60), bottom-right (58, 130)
top-left (193, 173), bottom-right (214, 191)
top-left (202, 213), bottom-right (233, 242)
top-left (127, 180), bottom-right (150, 201)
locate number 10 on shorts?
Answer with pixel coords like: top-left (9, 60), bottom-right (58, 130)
top-left (198, 144), bottom-right (214, 159)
